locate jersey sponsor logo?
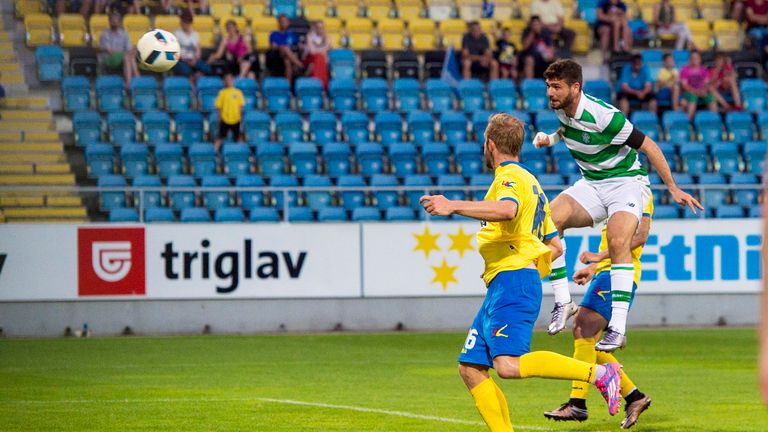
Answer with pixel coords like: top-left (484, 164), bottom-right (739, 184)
top-left (78, 227), bottom-right (146, 296)
top-left (501, 180), bottom-right (517, 189)
top-left (493, 324), bottom-right (509, 338)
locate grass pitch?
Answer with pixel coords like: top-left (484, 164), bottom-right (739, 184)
top-left (1, 328), bottom-right (766, 431)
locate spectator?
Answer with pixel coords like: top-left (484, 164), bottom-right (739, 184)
top-left (53, 0), bottom-right (93, 17)
top-left (530, 0), bottom-right (576, 57)
top-left (208, 20), bottom-right (258, 79)
top-left (746, 0), bottom-right (768, 48)
top-left (161, 0), bottom-right (209, 14)
top-left (461, 21), bottom-right (499, 80)
top-left (520, 16), bottom-right (556, 79)
top-left (680, 51), bottom-right (718, 119)
top-left (99, 13), bottom-right (140, 87)
top-left (304, 20), bottom-right (331, 89)
top-left (214, 73), bottom-right (245, 152)
top-left (173, 10), bottom-right (211, 84)
top-left (266, 14), bottom-right (304, 82)
top-left (596, 0), bottom-right (633, 59)
top-left (653, 0), bottom-right (695, 50)
top-left (617, 54), bottom-right (657, 114)
top-left (730, 0), bottom-right (745, 21)
top-left (709, 52), bottom-right (743, 111)
top-left (495, 27), bottom-right (519, 80)
top-left (656, 53), bottom-right (681, 111)
top-left (95, 0), bottom-right (143, 14)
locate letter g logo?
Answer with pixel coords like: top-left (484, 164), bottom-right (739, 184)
top-left (92, 242), bottom-right (132, 282)
top-left (78, 228), bottom-right (145, 296)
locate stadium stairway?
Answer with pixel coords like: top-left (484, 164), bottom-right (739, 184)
top-left (0, 7), bottom-right (85, 223)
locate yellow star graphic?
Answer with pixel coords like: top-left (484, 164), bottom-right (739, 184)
top-left (413, 226), bottom-right (441, 258)
top-left (431, 258), bottom-right (458, 291)
top-left (448, 226), bottom-right (475, 258)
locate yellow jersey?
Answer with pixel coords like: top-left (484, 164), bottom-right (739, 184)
top-left (477, 161), bottom-right (558, 286)
top-left (215, 87), bottom-right (245, 125)
top-left (594, 196), bottom-right (654, 285)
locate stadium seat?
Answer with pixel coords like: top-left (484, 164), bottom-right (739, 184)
top-left (471, 111), bottom-right (493, 143)
top-left (407, 111), bottom-right (435, 142)
top-left (724, 111), bottom-right (755, 143)
top-left (214, 207), bottom-right (245, 223)
top-left (175, 112), bottom-right (205, 143)
top-left (289, 142), bottom-right (319, 176)
top-left (251, 15), bottom-right (278, 49)
top-left (390, 143), bottom-right (419, 176)
top-left (740, 79), bottom-right (767, 113)
top-left (346, 17), bottom-right (374, 49)
top-left (307, 112), bottom-right (338, 145)
top-left (163, 77), bottom-right (194, 113)
top-left (304, 175), bottom-right (334, 209)
top-left (24, 13), bottom-right (53, 46)
top-left (731, 173), bottom-right (759, 207)
top-left (361, 78), bottom-right (390, 112)
top-left (295, 77), bottom-right (325, 111)
top-left (88, 14), bottom-right (109, 48)
top-left (630, 111), bottom-right (661, 142)
top-left (73, 111), bottom-right (102, 146)
top-left (699, 0), bottom-right (725, 21)
top-left (404, 175), bottom-right (434, 208)
top-left (392, 51), bottom-right (419, 79)
top-left (521, 79), bottom-right (548, 110)
top-left (168, 175), bottom-right (197, 210)
top-left (303, 0), bottom-right (326, 19)
top-left (361, 49), bottom-right (387, 80)
top-left (145, 207), bottom-right (176, 223)
top-left (201, 175), bottom-right (231, 209)
top-left (323, 142), bottom-right (352, 177)
top-left (370, 174), bottom-right (400, 208)
top-left (685, 19), bottom-right (712, 50)
top-left (713, 19), bottom-right (742, 51)
top-left (663, 111), bottom-right (692, 143)
top-left (256, 143), bottom-right (286, 176)
top-left (564, 18), bottom-right (591, 54)
top-left (440, 19), bottom-right (467, 48)
top-left (455, 142), bottom-right (483, 176)
top-left (425, 79), bottom-right (455, 113)
top-left (534, 111), bottom-right (561, 134)
top-left (188, 143), bottom-right (218, 177)
top-left (154, 15), bottom-right (181, 34)
top-left (698, 173), bottom-right (727, 208)
top-left (522, 144), bottom-right (549, 176)
top-left (317, 207), bottom-right (348, 222)
top-left (275, 112), bottom-right (304, 143)
top-left (749, 205), bottom-right (763, 218)
top-left (385, 206), bottom-right (416, 221)
top-left (714, 204), bottom-right (744, 218)
top-left (408, 18), bottom-right (437, 50)
top-left (338, 175), bottom-right (367, 209)
top-left (133, 175), bottom-right (162, 209)
top-left (329, 49), bottom-right (357, 80)
top-left (35, 45), bottom-right (64, 82)
top-left (109, 207), bottom-right (139, 223)
top-left (249, 206), bottom-right (281, 222)
top-left (653, 204), bottom-right (680, 219)
top-left (374, 112), bottom-right (404, 145)
top-left (235, 175), bottom-right (266, 209)
top-left (393, 78), bottom-right (422, 112)
top-left (287, 206), bottom-right (314, 222)
top-left (378, 18), bottom-right (406, 50)
top-left (441, 111), bottom-right (468, 144)
top-left (693, 111), bottom-right (724, 142)
top-left (356, 142), bottom-right (386, 176)
top-left (329, 79), bottom-right (357, 112)
top-left (243, 111), bottom-right (272, 144)
top-left (222, 143), bottom-right (252, 177)
top-left (139, 111), bottom-right (170, 144)
top-left (437, 174), bottom-right (466, 201)
top-left (553, 144), bottom-right (579, 174)
top-left (123, 14), bottom-right (150, 44)
top-left (180, 207), bottom-right (211, 223)
top-left (584, 80), bottom-right (612, 103)
top-left (680, 143), bottom-right (710, 174)
top-left (155, 144), bottom-right (184, 178)
top-left (469, 173), bottom-right (493, 200)
top-left (538, 173), bottom-right (565, 201)
top-left (129, 76), bottom-right (158, 112)
top-left (85, 143), bottom-right (114, 177)
top-left (97, 175), bottom-right (127, 210)
top-left (196, 77), bottom-right (223, 112)
top-left (351, 207), bottom-right (381, 221)
top-left (234, 77), bottom-right (259, 110)
top-left (120, 144), bottom-right (149, 178)
top-left (272, 0), bottom-right (299, 16)
top-left (263, 77), bottom-right (292, 112)
top-left (423, 49), bottom-right (446, 78)
top-left (744, 141), bottom-right (766, 175)
top-left (107, 111), bottom-right (136, 145)
top-left (710, 142), bottom-right (741, 175)
top-left (270, 175), bottom-right (300, 208)
top-left (62, 76), bottom-right (91, 111)
top-left (95, 75), bottom-right (126, 112)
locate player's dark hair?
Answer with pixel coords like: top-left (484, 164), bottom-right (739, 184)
top-left (543, 59), bottom-right (583, 87)
top-left (485, 113), bottom-right (524, 158)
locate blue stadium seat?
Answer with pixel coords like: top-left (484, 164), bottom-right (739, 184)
top-left (35, 45), bottom-right (64, 82)
top-left (287, 206), bottom-right (314, 222)
top-left (749, 205), bottom-right (763, 218)
top-left (141, 111), bottom-right (170, 144)
top-left (270, 174), bottom-right (299, 208)
top-left (630, 111), bottom-right (661, 142)
top-left (130, 76), bottom-right (158, 111)
top-left (329, 78), bottom-right (357, 111)
top-left (323, 142), bottom-right (352, 177)
top-left (404, 174), bottom-right (434, 208)
top-left (663, 111), bottom-right (692, 143)
top-left (175, 112), bottom-right (205, 143)
top-left (201, 175), bottom-right (231, 209)
top-left (295, 77), bottom-right (325, 111)
top-left (163, 77), bottom-right (193, 113)
top-left (470, 173), bottom-right (493, 200)
top-left (640, 49), bottom-right (664, 68)
top-left (422, 142), bottom-right (452, 175)
top-left (370, 174), bottom-right (400, 208)
top-left (168, 175), bottom-right (197, 210)
top-left (393, 78), bottom-right (421, 111)
top-left (338, 175), bottom-right (367, 209)
top-left (289, 142), bottom-right (318, 176)
top-left (132, 175), bottom-right (162, 209)
top-left (672, 49), bottom-right (689, 66)
top-left (710, 142), bottom-right (741, 175)
top-left (385, 206), bottom-right (416, 221)
top-left (523, 144), bottom-right (549, 176)
top-left (361, 78), bottom-right (390, 112)
top-left (653, 204), bottom-right (680, 219)
top-left (759, 112), bottom-right (768, 141)
top-left (488, 80), bottom-right (517, 111)
top-left (374, 112), bottom-right (403, 144)
top-left (455, 142), bottom-right (482, 177)
top-left (120, 144), bottom-right (149, 178)
top-left (196, 76), bottom-right (223, 112)
top-left (341, 111), bottom-right (370, 144)
top-left (188, 143), bottom-right (218, 177)
top-left (309, 111), bottom-right (338, 144)
top-left (317, 207), bottom-right (348, 222)
top-left (714, 205), bottom-right (744, 218)
top-left (235, 175), bottom-right (265, 209)
top-left (534, 110), bottom-right (561, 134)
top-left (109, 207), bottom-right (139, 222)
top-left (351, 207), bottom-right (381, 221)
top-left (656, 141), bottom-right (678, 172)
top-left (62, 76), bottom-right (91, 111)
top-left (106, 111), bottom-right (136, 145)
top-left (97, 175), bottom-right (127, 210)
top-left (262, 77), bottom-right (292, 111)
top-left (425, 79), bottom-right (455, 113)
top-left (693, 111), bottom-right (724, 142)
top-left (698, 173), bottom-right (727, 208)
top-left (390, 142), bottom-right (419, 176)
top-left (249, 207), bottom-right (281, 222)
top-left (437, 174), bottom-right (466, 200)
top-left (740, 79), bottom-right (767, 112)
top-left (744, 141), bottom-right (766, 175)
top-left (272, 0), bottom-right (298, 16)
top-left (243, 111), bottom-right (272, 144)
top-left (584, 80), bottom-right (612, 103)
top-left (731, 173), bottom-right (759, 207)
top-left (407, 111), bottom-right (435, 142)
top-left (235, 77), bottom-right (259, 109)
top-left (85, 143), bottom-right (114, 177)
top-left (471, 111), bottom-right (492, 143)
top-left (441, 111), bottom-right (468, 144)
top-left (215, 207), bottom-right (245, 223)
top-left (304, 175), bottom-right (334, 209)
top-left (222, 143), bottom-right (252, 177)
top-left (145, 207), bottom-right (175, 222)
top-left (155, 144), bottom-right (184, 178)
top-left (256, 142), bottom-right (286, 176)
top-left (553, 144), bottom-right (579, 174)
top-left (95, 75), bottom-right (125, 112)
top-left (538, 173), bottom-right (565, 201)
top-left (275, 111), bottom-right (305, 143)
top-left (73, 111), bottom-right (101, 146)
top-left (680, 142), bottom-right (709, 174)
top-left (181, 207), bottom-right (211, 223)
top-left (521, 79), bottom-right (547, 110)
top-left (329, 49), bottom-right (356, 80)
top-left (458, 79), bottom-right (485, 112)
top-left (725, 111), bottom-right (755, 142)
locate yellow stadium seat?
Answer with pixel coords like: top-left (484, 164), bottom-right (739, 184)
top-left (493, 0), bottom-right (515, 20)
top-left (24, 13), bottom-right (53, 47)
top-left (335, 0), bottom-right (362, 20)
top-left (500, 18), bottom-right (527, 43)
top-left (15, 0), bottom-right (44, 18)
top-left (322, 17), bottom-right (345, 47)
top-left (564, 19), bottom-right (591, 54)
top-left (408, 18), bottom-right (437, 50)
top-left (58, 14), bottom-right (87, 47)
top-left (209, 0), bottom-right (235, 18)
top-left (457, 0), bottom-right (484, 20)
top-left (635, 0), bottom-right (655, 22)
top-left (303, 0), bottom-right (327, 19)
top-left (251, 16), bottom-right (278, 50)
top-left (713, 19), bottom-right (743, 51)
top-left (192, 15), bottom-right (216, 49)
top-left (367, 0), bottom-right (392, 20)
top-left (478, 18), bottom-right (498, 37)
top-left (240, 0), bottom-right (267, 16)
top-left (670, 0), bottom-right (696, 21)
top-left (154, 15), bottom-right (181, 33)
top-left (440, 19), bottom-right (468, 49)
top-left (89, 14), bottom-right (109, 48)
top-left (686, 19), bottom-right (712, 49)
top-left (123, 14), bottom-right (151, 45)
top-left (396, 0), bottom-right (423, 20)
top-left (378, 18), bottom-right (406, 50)
top-left (698, 0), bottom-right (725, 21)
top-left (346, 17), bottom-right (375, 49)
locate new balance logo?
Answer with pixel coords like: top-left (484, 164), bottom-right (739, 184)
top-left (91, 242), bottom-right (132, 282)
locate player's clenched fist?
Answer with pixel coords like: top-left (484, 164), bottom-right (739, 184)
top-left (533, 129), bottom-right (562, 148)
top-left (420, 194), bottom-right (454, 216)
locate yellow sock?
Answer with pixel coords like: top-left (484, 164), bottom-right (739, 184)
top-left (570, 337), bottom-right (596, 399)
top-left (596, 351), bottom-right (637, 398)
top-left (519, 350), bottom-right (596, 382)
top-left (470, 378), bottom-right (513, 432)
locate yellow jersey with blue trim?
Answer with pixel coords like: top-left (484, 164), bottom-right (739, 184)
top-left (594, 195), bottom-right (654, 285)
top-left (477, 161), bottom-right (558, 286)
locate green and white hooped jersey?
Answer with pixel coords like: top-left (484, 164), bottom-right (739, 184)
top-left (555, 92), bottom-right (648, 181)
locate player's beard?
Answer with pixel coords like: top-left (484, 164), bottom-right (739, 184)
top-left (550, 89), bottom-right (576, 111)
top-left (483, 140), bottom-right (495, 170)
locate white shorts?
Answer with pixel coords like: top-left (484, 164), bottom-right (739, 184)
top-left (562, 176), bottom-right (651, 226)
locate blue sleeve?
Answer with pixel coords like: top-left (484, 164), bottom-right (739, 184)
top-left (268, 31), bottom-right (278, 45)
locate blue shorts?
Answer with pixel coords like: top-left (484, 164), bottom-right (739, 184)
top-left (579, 271), bottom-right (638, 322)
top-left (458, 268), bottom-right (542, 367)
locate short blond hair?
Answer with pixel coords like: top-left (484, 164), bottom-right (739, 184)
top-left (484, 113), bottom-right (525, 157)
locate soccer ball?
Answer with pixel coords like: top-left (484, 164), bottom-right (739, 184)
top-left (136, 29), bottom-right (180, 73)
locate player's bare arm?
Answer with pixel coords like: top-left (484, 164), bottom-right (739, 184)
top-left (419, 194), bottom-right (518, 221)
top-left (638, 137), bottom-right (703, 214)
top-left (544, 235), bottom-right (564, 261)
top-left (573, 263), bottom-right (597, 285)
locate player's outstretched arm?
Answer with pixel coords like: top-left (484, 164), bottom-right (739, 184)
top-left (638, 136), bottom-right (704, 214)
top-left (419, 195), bottom-right (517, 222)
